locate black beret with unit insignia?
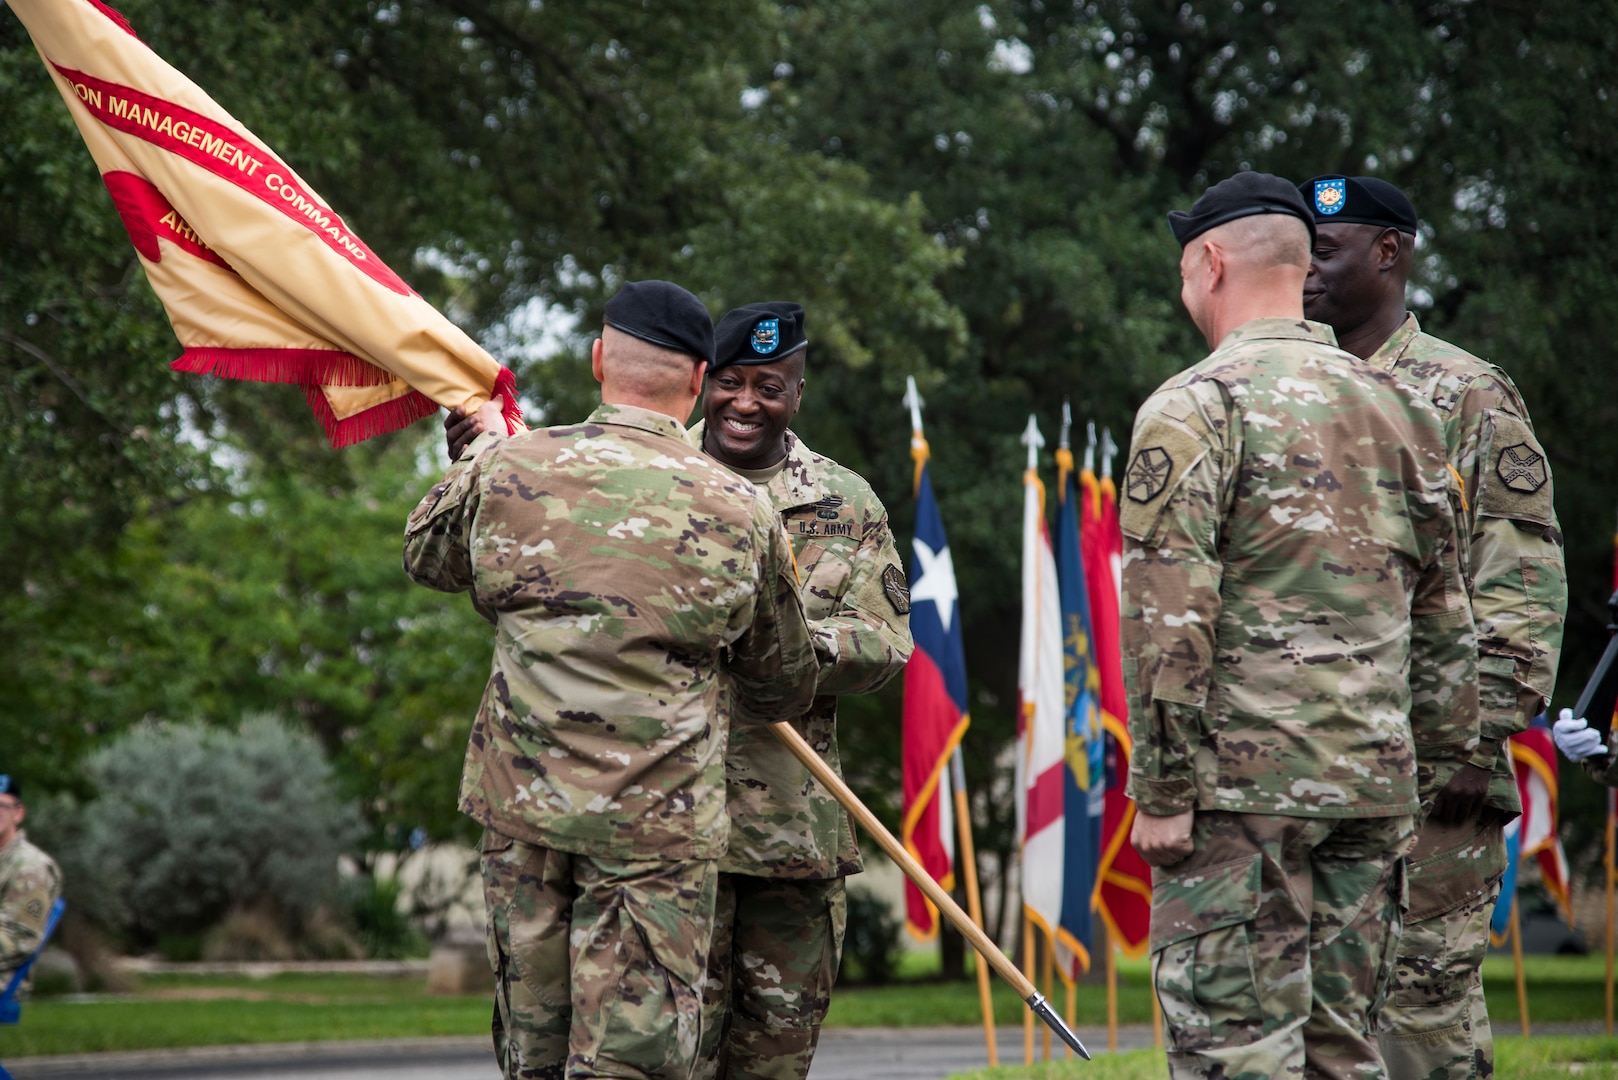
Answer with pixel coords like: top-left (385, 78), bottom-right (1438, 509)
top-left (712, 301), bottom-right (808, 372)
top-left (1298, 175), bottom-right (1419, 234)
top-left (603, 279), bottom-right (715, 364)
top-left (1169, 171), bottom-right (1317, 248)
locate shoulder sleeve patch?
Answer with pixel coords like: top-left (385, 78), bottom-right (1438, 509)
top-left (881, 564), bottom-right (911, 615)
top-left (1119, 413), bottom-right (1212, 543)
top-left (1474, 411), bottom-right (1554, 526)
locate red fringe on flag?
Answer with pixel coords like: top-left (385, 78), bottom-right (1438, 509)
top-left (494, 365), bottom-right (524, 432)
top-left (174, 347), bottom-right (395, 387)
top-left (303, 385), bottom-right (440, 448)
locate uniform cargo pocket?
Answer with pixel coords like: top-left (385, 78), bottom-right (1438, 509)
top-left (1150, 854), bottom-right (1262, 1053)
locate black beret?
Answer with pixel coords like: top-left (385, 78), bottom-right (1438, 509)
top-left (1168, 171), bottom-right (1316, 248)
top-left (1298, 175), bottom-right (1418, 234)
top-left (603, 280), bottom-right (715, 364)
top-left (0, 775), bottom-right (19, 801)
top-left (711, 302), bottom-right (808, 372)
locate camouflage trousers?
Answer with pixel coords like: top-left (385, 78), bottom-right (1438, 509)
top-left (692, 874), bottom-right (847, 1080)
top-left (1377, 815), bottom-right (1506, 1080)
top-left (480, 829), bottom-right (718, 1080)
top-left (1150, 811), bottom-right (1414, 1080)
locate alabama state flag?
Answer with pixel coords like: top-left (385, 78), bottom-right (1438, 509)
top-left (900, 437), bottom-right (969, 941)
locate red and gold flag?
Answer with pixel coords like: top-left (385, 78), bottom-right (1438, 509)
top-left (11, 0), bottom-right (520, 445)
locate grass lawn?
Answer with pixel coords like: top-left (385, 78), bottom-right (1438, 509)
top-left (0, 955), bottom-right (1608, 1058)
top-left (946, 1037), bottom-right (1618, 1079)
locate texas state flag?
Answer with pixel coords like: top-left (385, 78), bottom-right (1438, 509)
top-left (900, 445), bottom-right (969, 941)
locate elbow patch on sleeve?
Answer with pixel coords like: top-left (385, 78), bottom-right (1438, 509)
top-left (1119, 413), bottom-right (1210, 544)
top-left (1475, 412), bottom-right (1554, 527)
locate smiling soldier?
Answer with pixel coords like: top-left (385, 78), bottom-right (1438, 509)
top-left (691, 301), bottom-right (913, 1080)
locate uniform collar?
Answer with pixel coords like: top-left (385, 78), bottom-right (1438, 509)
top-left (688, 420), bottom-right (827, 511)
top-left (587, 402), bottom-right (696, 445)
top-left (1367, 312), bottom-right (1422, 370)
top-left (1214, 316), bottom-right (1340, 352)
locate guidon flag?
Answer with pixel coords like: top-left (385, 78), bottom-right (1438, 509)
top-left (10, 0), bottom-right (521, 446)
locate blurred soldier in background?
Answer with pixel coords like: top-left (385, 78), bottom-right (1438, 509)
top-left (0, 775), bottom-right (62, 981)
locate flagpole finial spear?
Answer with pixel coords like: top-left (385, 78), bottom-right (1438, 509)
top-left (1059, 399), bottom-right (1073, 452)
top-left (1021, 414), bottom-right (1044, 473)
top-left (904, 375), bottom-right (925, 438)
top-left (1084, 421), bottom-right (1097, 474)
top-left (1101, 427), bottom-right (1118, 480)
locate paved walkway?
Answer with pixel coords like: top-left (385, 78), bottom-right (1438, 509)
top-left (1, 1026), bottom-right (1156, 1080)
top-left (5, 1022), bottom-right (1606, 1079)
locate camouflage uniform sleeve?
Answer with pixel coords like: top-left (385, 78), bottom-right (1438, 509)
top-left (401, 431), bottom-right (498, 598)
top-left (1453, 375), bottom-right (1567, 770)
top-left (727, 506), bottom-right (819, 726)
top-left (808, 516), bottom-right (914, 697)
top-left (1120, 383), bottom-right (1229, 817)
top-left (0, 854), bottom-right (61, 972)
top-left (1406, 489), bottom-right (1482, 802)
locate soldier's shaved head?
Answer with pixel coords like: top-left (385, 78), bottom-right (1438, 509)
top-left (1205, 214), bottom-right (1313, 272)
top-left (1179, 214), bottom-right (1312, 349)
top-left (592, 326), bottom-right (708, 423)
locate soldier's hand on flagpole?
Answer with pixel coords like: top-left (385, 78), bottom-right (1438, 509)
top-left (1428, 762), bottom-right (1491, 824)
top-left (1554, 707), bottom-right (1607, 761)
top-left (445, 397), bottom-right (507, 461)
top-left (1131, 808), bottom-right (1194, 867)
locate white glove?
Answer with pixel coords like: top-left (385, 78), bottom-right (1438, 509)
top-left (1554, 707), bottom-right (1607, 762)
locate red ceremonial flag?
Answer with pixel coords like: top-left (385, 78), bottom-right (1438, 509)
top-left (900, 432), bottom-right (969, 940)
top-left (10, 0), bottom-right (521, 445)
top-left (1083, 466), bottom-right (1152, 957)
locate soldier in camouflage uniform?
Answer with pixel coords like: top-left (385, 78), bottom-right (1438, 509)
top-left (1124, 173), bottom-right (1480, 1080)
top-left (689, 302), bottom-right (912, 1080)
top-left (1299, 175), bottom-right (1567, 1080)
top-left (406, 280), bottom-right (818, 1080)
top-left (0, 775), bottom-right (62, 980)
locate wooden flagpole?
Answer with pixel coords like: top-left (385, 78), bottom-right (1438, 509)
top-left (1065, 972), bottom-right (1077, 1059)
top-left (1510, 896), bottom-right (1530, 1037)
top-left (1606, 787), bottom-right (1615, 1036)
top-left (1106, 926), bottom-right (1119, 1052)
top-left (1042, 935), bottom-right (1054, 1060)
top-left (1022, 915), bottom-right (1037, 1064)
top-left (949, 749), bottom-right (998, 1065)
top-left (766, 721), bottom-right (1089, 1058)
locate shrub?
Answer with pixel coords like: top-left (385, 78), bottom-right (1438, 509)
top-left (840, 884), bottom-right (902, 985)
top-left (74, 715), bottom-right (364, 948)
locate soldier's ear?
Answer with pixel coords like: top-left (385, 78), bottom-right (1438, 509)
top-left (688, 361), bottom-right (708, 399)
top-left (591, 338), bottom-right (605, 385)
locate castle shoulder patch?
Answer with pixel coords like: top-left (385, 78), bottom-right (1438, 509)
top-left (882, 564), bottom-right (911, 615)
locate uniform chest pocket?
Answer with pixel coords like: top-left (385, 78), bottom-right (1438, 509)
top-left (797, 540), bottom-right (854, 622)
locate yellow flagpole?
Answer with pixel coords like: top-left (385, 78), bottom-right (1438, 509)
top-left (1064, 966), bottom-right (1076, 1060)
top-left (1606, 790), bottom-right (1615, 1036)
top-left (1106, 925), bottom-right (1119, 1053)
top-left (1511, 897), bottom-right (1530, 1037)
top-left (1041, 935), bottom-right (1054, 1061)
top-left (949, 752), bottom-right (997, 1065)
top-left (1023, 915), bottom-right (1036, 1065)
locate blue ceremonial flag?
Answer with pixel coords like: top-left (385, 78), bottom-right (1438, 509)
top-left (1491, 812), bottom-right (1522, 939)
top-left (1054, 446), bottom-right (1104, 977)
